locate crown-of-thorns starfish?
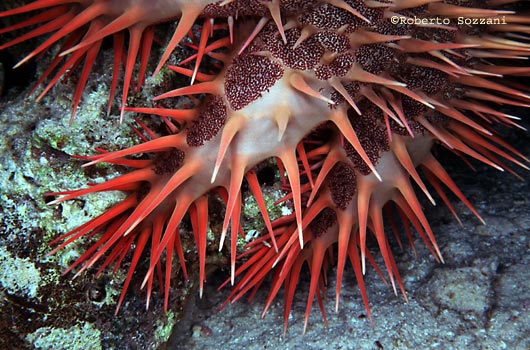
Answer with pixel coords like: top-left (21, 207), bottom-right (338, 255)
top-left (1, 0), bottom-right (529, 333)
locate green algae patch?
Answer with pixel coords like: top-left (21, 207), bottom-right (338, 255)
top-left (26, 322), bottom-right (102, 350)
top-left (242, 186), bottom-right (291, 233)
top-left (154, 310), bottom-right (177, 344)
top-left (0, 246), bottom-right (41, 299)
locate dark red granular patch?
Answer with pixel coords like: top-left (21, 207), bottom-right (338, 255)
top-left (309, 207), bottom-right (337, 238)
top-left (398, 62), bottom-right (448, 95)
top-left (372, 104), bottom-right (426, 137)
top-left (328, 162), bottom-right (356, 210)
top-left (315, 53), bottom-right (355, 80)
top-left (280, 0), bottom-right (319, 14)
top-left (202, 0), bottom-right (315, 17)
top-left (344, 101), bottom-right (389, 175)
top-left (355, 44), bottom-right (394, 75)
top-left (442, 82), bottom-right (465, 101)
top-left (402, 96), bottom-right (428, 119)
top-left (187, 96), bottom-right (227, 146)
top-left (299, 3), bottom-right (358, 31)
top-left (374, 19), bottom-right (410, 37)
top-left (386, 59), bottom-right (448, 123)
top-left (261, 26), bottom-right (323, 71)
top-left (330, 82), bottom-right (360, 106)
top-left (224, 49), bottom-right (284, 110)
top-left (202, 2), bottom-right (239, 17)
top-left (413, 26), bottom-right (457, 43)
top-left (344, 0), bottom-right (386, 30)
top-left (202, 0), bottom-right (268, 17)
top-left (314, 31), bottom-right (350, 54)
top-left (153, 149), bottom-right (185, 175)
